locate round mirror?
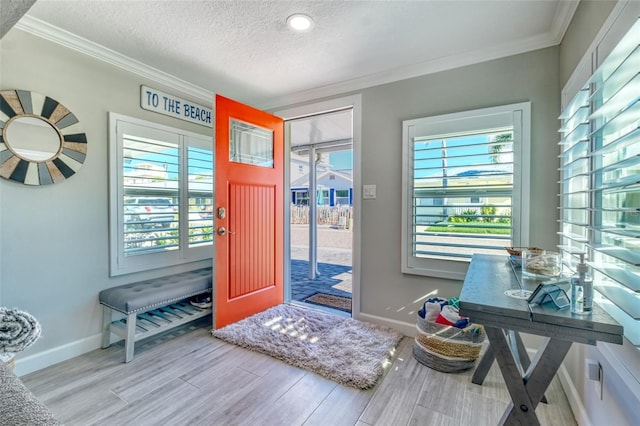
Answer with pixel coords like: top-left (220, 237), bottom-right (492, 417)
top-left (4, 116), bottom-right (62, 162)
top-left (0, 89), bottom-right (87, 186)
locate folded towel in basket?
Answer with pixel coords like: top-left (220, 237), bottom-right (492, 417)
top-left (0, 308), bottom-right (41, 353)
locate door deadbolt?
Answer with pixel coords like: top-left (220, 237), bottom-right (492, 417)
top-left (217, 207), bottom-right (226, 219)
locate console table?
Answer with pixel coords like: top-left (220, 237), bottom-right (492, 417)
top-left (459, 254), bottom-right (623, 425)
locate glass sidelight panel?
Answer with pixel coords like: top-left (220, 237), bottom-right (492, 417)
top-left (230, 119), bottom-right (274, 167)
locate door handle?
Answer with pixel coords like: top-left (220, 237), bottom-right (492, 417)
top-left (217, 227), bottom-right (235, 236)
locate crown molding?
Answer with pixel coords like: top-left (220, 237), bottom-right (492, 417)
top-left (262, 29), bottom-right (562, 110)
top-left (15, 7), bottom-right (578, 112)
top-left (550, 0), bottom-right (581, 43)
top-left (263, 2), bottom-right (579, 109)
top-left (14, 15), bottom-right (213, 105)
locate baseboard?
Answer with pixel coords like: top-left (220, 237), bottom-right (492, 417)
top-left (13, 315), bottom-right (411, 377)
top-left (12, 313), bottom-right (413, 377)
top-left (356, 312), bottom-right (415, 337)
top-left (13, 333), bottom-right (103, 377)
top-left (556, 362), bottom-right (591, 426)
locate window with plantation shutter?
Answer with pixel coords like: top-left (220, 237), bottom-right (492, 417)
top-left (559, 18), bottom-right (640, 348)
top-left (109, 113), bottom-right (213, 276)
top-left (402, 103), bottom-right (531, 280)
top-left (187, 145), bottom-right (214, 248)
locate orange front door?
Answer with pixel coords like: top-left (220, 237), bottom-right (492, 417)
top-left (214, 95), bottom-right (284, 328)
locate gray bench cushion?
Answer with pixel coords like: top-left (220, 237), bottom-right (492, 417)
top-left (99, 268), bottom-right (212, 314)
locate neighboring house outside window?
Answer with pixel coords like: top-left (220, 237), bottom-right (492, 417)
top-left (290, 169), bottom-right (353, 206)
top-left (335, 189), bottom-right (350, 206)
top-left (109, 113), bottom-right (213, 276)
top-left (401, 103), bottom-right (531, 280)
top-left (317, 189), bottom-right (329, 205)
top-left (292, 189), bottom-right (310, 205)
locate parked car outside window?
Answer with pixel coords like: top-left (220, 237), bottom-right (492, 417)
top-left (124, 198), bottom-right (175, 228)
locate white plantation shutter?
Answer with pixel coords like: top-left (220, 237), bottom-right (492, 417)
top-left (122, 132), bottom-right (180, 255)
top-left (402, 103), bottom-right (531, 280)
top-left (187, 145), bottom-right (214, 248)
top-left (109, 114), bottom-right (213, 276)
top-left (559, 18), bottom-right (640, 347)
top-left (411, 129), bottom-right (514, 260)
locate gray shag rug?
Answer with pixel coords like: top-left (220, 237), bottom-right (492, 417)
top-left (212, 304), bottom-right (403, 389)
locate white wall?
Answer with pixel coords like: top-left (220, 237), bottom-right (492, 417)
top-left (0, 29), bottom-right (212, 374)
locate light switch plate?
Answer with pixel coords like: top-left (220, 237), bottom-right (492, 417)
top-left (363, 184), bottom-right (376, 199)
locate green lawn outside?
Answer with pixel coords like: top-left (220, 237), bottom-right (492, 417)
top-left (425, 221), bottom-right (511, 235)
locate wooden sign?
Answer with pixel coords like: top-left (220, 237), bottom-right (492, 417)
top-left (140, 85), bottom-right (212, 128)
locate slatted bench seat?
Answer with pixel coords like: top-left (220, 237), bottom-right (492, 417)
top-left (100, 267), bottom-right (212, 362)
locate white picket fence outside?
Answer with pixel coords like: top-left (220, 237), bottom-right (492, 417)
top-left (291, 205), bottom-right (352, 228)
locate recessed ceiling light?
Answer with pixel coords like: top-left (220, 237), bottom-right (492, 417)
top-left (287, 14), bottom-right (314, 32)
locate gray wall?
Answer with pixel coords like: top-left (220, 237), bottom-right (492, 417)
top-left (7, 11), bottom-right (634, 424)
top-left (354, 47), bottom-right (561, 323)
top-left (0, 30), bottom-right (212, 370)
top-left (559, 0), bottom-right (616, 87)
top-left (1, 24), bottom-right (561, 367)
top-left (2, 20), bottom-right (561, 369)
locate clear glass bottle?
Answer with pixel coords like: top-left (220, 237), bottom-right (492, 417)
top-left (571, 254), bottom-right (593, 315)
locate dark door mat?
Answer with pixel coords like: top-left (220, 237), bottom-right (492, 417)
top-left (303, 292), bottom-right (352, 313)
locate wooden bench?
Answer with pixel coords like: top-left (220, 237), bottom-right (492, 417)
top-left (99, 267), bottom-right (212, 362)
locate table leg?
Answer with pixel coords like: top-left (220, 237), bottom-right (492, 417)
top-left (472, 331), bottom-right (548, 403)
top-left (513, 331), bottom-right (548, 404)
top-left (484, 326), bottom-right (571, 426)
top-left (523, 337), bottom-right (571, 407)
top-left (471, 343), bottom-right (494, 385)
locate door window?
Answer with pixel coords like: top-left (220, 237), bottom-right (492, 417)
top-left (229, 119), bottom-right (273, 167)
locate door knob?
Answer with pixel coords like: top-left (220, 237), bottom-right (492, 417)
top-left (217, 227), bottom-right (235, 236)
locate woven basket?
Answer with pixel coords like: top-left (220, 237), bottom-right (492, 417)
top-left (505, 246), bottom-right (542, 257)
top-left (413, 316), bottom-right (485, 373)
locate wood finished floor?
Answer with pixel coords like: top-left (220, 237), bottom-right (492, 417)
top-left (21, 316), bottom-right (577, 426)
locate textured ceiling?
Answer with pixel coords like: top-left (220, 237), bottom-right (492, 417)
top-left (0, 0), bottom-right (36, 38)
top-left (16, 0), bottom-right (577, 109)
